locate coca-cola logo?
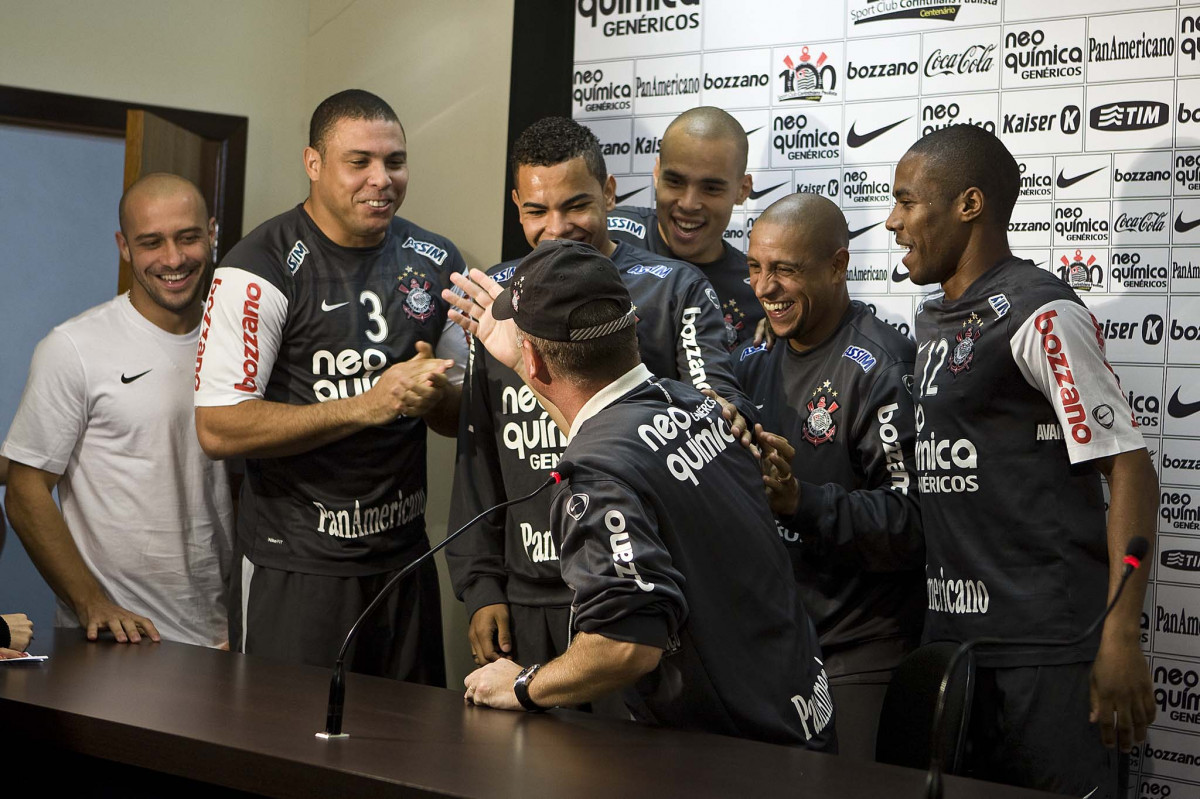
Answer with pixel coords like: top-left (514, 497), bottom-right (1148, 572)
top-left (1113, 212), bottom-right (1167, 233)
top-left (924, 43), bottom-right (996, 77)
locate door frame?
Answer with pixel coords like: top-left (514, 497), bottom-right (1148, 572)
top-left (0, 84), bottom-right (248, 261)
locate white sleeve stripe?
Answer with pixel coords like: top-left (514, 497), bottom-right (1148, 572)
top-left (1010, 298), bottom-right (1146, 464)
top-left (194, 266), bottom-right (288, 407)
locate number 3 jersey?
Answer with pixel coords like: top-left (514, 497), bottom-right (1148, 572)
top-left (194, 205), bottom-right (465, 576)
top-left (913, 258), bottom-right (1146, 666)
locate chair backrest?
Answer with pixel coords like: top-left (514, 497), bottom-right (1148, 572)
top-left (875, 641), bottom-right (974, 772)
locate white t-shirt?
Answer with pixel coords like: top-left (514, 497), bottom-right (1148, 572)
top-left (2, 294), bottom-right (233, 647)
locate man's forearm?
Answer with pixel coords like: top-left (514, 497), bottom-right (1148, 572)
top-left (5, 465), bottom-right (108, 614)
top-left (423, 382), bottom-right (462, 438)
top-left (527, 631), bottom-right (661, 708)
top-left (1099, 448), bottom-right (1159, 640)
top-left (195, 397), bottom-right (372, 460)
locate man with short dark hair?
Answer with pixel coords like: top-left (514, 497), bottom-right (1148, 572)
top-left (886, 124), bottom-right (1157, 796)
top-left (736, 192), bottom-right (923, 760)
top-left (448, 240), bottom-right (835, 750)
top-left (194, 89), bottom-right (465, 682)
top-left (607, 107), bottom-right (762, 349)
top-left (445, 116), bottom-right (747, 675)
top-left (5, 173), bottom-right (233, 647)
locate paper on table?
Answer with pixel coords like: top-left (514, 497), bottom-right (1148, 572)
top-left (0, 655), bottom-right (47, 663)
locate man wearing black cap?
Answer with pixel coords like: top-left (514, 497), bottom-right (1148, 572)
top-left (446, 241), bottom-right (834, 750)
top-left (445, 117), bottom-right (749, 678)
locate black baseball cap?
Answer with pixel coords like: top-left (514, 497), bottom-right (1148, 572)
top-left (492, 240), bottom-right (635, 342)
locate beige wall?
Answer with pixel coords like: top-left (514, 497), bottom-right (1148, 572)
top-left (0, 0), bottom-right (515, 685)
top-left (0, 0), bottom-right (312, 232)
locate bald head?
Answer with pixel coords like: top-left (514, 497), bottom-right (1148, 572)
top-left (758, 193), bottom-right (849, 258)
top-left (661, 106), bottom-right (749, 174)
top-left (119, 173), bottom-right (208, 236)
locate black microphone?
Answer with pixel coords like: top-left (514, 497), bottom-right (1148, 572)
top-left (924, 535), bottom-right (1149, 799)
top-left (317, 462), bottom-right (576, 739)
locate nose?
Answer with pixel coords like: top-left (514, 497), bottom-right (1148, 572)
top-left (544, 210), bottom-right (572, 240)
top-left (162, 239), bottom-right (185, 267)
top-left (679, 184), bottom-right (703, 211)
top-left (885, 205), bottom-right (901, 232)
top-left (367, 160), bottom-right (391, 188)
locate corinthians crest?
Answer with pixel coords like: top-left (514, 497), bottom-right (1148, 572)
top-left (803, 380), bottom-right (840, 446)
top-left (779, 47), bottom-right (837, 102)
top-left (948, 312), bottom-right (983, 376)
top-left (397, 265), bottom-right (435, 322)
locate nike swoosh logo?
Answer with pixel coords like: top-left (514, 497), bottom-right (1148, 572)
top-left (745, 126), bottom-right (763, 136)
top-left (891, 265), bottom-right (909, 282)
top-left (121, 369), bottom-right (152, 384)
top-left (615, 187), bottom-right (646, 204)
top-left (748, 182), bottom-right (787, 200)
top-left (1168, 387), bottom-right (1200, 418)
top-left (1175, 213), bottom-right (1200, 233)
top-left (849, 221), bottom-right (883, 240)
top-left (846, 118), bottom-right (909, 148)
top-left (1056, 166), bottom-right (1104, 189)
top-left (321, 300), bottom-right (349, 311)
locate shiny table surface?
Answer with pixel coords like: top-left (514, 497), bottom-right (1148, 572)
top-left (0, 635), bottom-right (1054, 798)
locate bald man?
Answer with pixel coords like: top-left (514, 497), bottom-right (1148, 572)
top-left (735, 193), bottom-right (924, 760)
top-left (3, 173), bottom-right (234, 647)
top-left (608, 107), bottom-right (762, 350)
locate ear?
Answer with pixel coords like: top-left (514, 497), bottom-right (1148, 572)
top-left (207, 217), bottom-right (218, 249)
top-left (603, 174), bottom-right (617, 212)
top-left (523, 339), bottom-right (551, 385)
top-left (511, 187), bottom-right (521, 211)
top-left (115, 230), bottom-right (131, 263)
top-left (830, 247), bottom-right (850, 282)
top-left (652, 156), bottom-right (660, 187)
top-left (735, 172), bottom-right (753, 205)
top-left (303, 146), bottom-right (322, 182)
top-left (959, 187), bottom-right (985, 223)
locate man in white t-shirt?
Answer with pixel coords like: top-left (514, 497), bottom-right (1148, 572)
top-left (2, 173), bottom-right (234, 648)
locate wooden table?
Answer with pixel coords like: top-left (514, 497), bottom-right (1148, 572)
top-left (0, 635), bottom-right (1054, 797)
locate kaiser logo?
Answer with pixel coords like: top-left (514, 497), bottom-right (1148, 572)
top-left (1144, 314), bottom-right (1165, 345)
top-left (924, 43), bottom-right (995, 77)
top-left (779, 47), bottom-right (837, 102)
top-left (1003, 104), bottom-right (1079, 135)
top-left (1089, 101), bottom-right (1169, 132)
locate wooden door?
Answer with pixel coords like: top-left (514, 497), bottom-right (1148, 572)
top-left (118, 110), bottom-right (224, 294)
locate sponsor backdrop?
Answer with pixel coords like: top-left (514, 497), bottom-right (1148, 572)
top-left (571, 0), bottom-right (1200, 788)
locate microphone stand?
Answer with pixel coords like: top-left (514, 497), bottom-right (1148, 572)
top-left (317, 467), bottom-right (572, 739)
top-left (924, 538), bottom-right (1148, 798)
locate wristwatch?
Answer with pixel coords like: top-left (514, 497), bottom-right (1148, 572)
top-left (513, 663), bottom-right (547, 712)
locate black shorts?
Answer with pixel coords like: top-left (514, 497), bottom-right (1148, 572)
top-left (507, 603), bottom-right (572, 664)
top-left (230, 555), bottom-right (445, 686)
top-left (965, 662), bottom-right (1126, 798)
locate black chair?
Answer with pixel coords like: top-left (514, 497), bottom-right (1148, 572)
top-left (875, 641), bottom-right (975, 773)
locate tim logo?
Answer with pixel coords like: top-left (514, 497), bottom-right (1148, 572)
top-left (1089, 101), bottom-right (1169, 132)
top-left (402, 237), bottom-right (448, 266)
top-left (286, 240), bottom-right (309, 275)
top-left (779, 47), bottom-right (837, 102)
top-left (988, 294), bottom-right (1010, 319)
top-left (1162, 550), bottom-right (1200, 572)
top-left (608, 217), bottom-right (646, 239)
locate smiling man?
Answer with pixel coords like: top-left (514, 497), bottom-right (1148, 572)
top-left (3, 173), bottom-right (233, 647)
top-left (446, 117), bottom-right (747, 681)
top-left (735, 193), bottom-right (923, 759)
top-left (607, 107), bottom-right (762, 349)
top-left (193, 90), bottom-right (466, 682)
top-left (887, 125), bottom-right (1157, 797)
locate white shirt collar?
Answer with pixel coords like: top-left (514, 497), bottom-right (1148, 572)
top-left (567, 363), bottom-right (653, 443)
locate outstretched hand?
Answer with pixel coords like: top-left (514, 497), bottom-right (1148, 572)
top-left (442, 270), bottom-right (521, 371)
